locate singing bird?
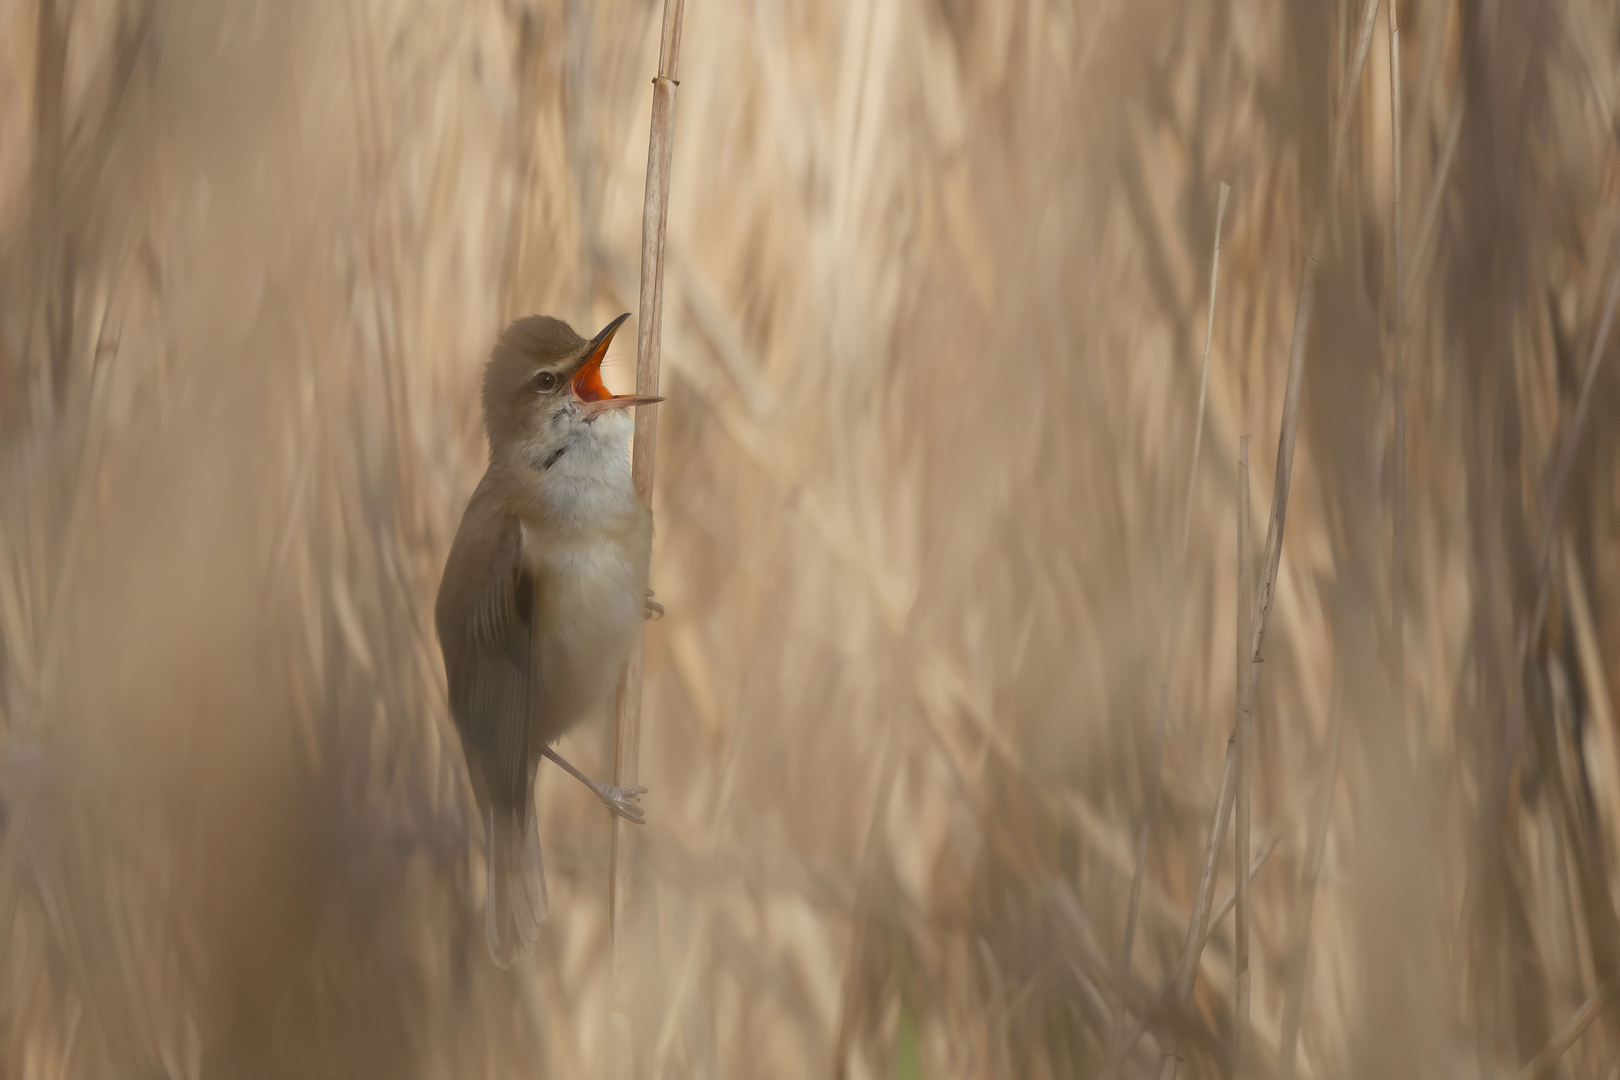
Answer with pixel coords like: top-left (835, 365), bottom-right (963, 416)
top-left (436, 312), bottom-right (662, 967)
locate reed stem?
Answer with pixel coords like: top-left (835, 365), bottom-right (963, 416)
top-left (608, 1), bottom-right (688, 1074)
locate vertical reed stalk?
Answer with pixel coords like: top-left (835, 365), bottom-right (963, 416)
top-left (1101, 178), bottom-right (1230, 1080)
top-left (1155, 9), bottom-right (1377, 1065)
top-left (1161, 13), bottom-right (1378, 1070)
top-left (609, 0), bottom-right (687, 1074)
top-left (1159, 247), bottom-right (1320, 1080)
top-left (1235, 433), bottom-right (1253, 1075)
top-left (1386, 0), bottom-right (1406, 750)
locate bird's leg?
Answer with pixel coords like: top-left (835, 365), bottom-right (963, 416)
top-left (540, 746), bottom-right (647, 824)
top-left (644, 587), bottom-right (664, 621)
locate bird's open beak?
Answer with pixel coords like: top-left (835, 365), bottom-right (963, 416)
top-left (572, 313), bottom-right (664, 416)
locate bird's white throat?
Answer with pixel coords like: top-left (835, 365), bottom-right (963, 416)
top-left (514, 406), bottom-right (639, 538)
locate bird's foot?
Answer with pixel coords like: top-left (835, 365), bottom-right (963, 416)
top-left (594, 782), bottom-right (648, 824)
top-left (644, 588), bottom-right (664, 621)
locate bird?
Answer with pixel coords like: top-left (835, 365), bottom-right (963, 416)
top-left (435, 312), bottom-right (663, 967)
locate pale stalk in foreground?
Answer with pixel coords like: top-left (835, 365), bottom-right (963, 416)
top-left (609, 0), bottom-right (687, 1075)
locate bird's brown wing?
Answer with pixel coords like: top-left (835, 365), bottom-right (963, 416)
top-left (435, 483), bottom-right (551, 958)
top-left (434, 483), bottom-right (536, 815)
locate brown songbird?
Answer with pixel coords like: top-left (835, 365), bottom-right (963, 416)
top-left (435, 312), bottom-right (662, 967)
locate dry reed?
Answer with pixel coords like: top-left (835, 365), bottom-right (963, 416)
top-left (1104, 177), bottom-right (1228, 1080)
top-left (608, 0), bottom-right (687, 1074)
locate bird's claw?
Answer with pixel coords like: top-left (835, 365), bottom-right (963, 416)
top-left (597, 783), bottom-right (648, 824)
top-left (644, 588), bottom-right (664, 621)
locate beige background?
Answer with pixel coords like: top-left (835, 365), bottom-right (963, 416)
top-left (3, 1), bottom-right (1620, 1077)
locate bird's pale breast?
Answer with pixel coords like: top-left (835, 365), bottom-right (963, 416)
top-left (520, 509), bottom-right (648, 739)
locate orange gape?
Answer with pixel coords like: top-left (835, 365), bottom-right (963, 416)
top-left (571, 341), bottom-right (614, 403)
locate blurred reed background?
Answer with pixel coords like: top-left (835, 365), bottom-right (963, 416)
top-left (3, 0), bottom-right (1620, 1077)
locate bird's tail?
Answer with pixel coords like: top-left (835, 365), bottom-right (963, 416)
top-left (483, 801), bottom-right (548, 968)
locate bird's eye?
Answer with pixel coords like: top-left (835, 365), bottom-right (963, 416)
top-left (534, 371), bottom-right (559, 392)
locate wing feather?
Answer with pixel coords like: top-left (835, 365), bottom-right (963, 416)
top-left (434, 486), bottom-right (537, 817)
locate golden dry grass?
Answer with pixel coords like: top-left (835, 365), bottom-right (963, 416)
top-left (4, 1), bottom-right (1620, 1078)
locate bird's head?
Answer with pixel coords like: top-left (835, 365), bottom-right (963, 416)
top-left (481, 312), bottom-right (660, 469)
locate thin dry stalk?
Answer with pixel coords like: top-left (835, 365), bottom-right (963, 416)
top-left (1158, 736), bottom-right (1237, 1080)
top-left (1387, 0), bottom-right (1406, 729)
top-left (1529, 260), bottom-right (1620, 620)
top-left (1102, 178), bottom-right (1230, 1080)
top-left (1160, 228), bottom-right (1322, 1080)
top-left (1480, 259), bottom-right (1620, 1013)
top-left (1517, 983), bottom-right (1612, 1080)
top-left (1560, 539), bottom-right (1620, 859)
top-left (1246, 0), bottom-right (1379, 670)
top-left (1235, 433), bottom-right (1253, 1075)
top-left (1158, 19), bottom-right (1383, 1066)
top-left (1119, 833), bottom-right (1284, 1062)
top-left (1247, 245), bottom-right (1319, 656)
top-left (1279, 688), bottom-right (1345, 1080)
top-left (1328, 0), bottom-right (1385, 207)
top-left (1455, 258), bottom-right (1620, 1021)
top-left (1404, 95), bottom-right (1462, 305)
top-left (608, 0), bottom-right (687, 1074)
